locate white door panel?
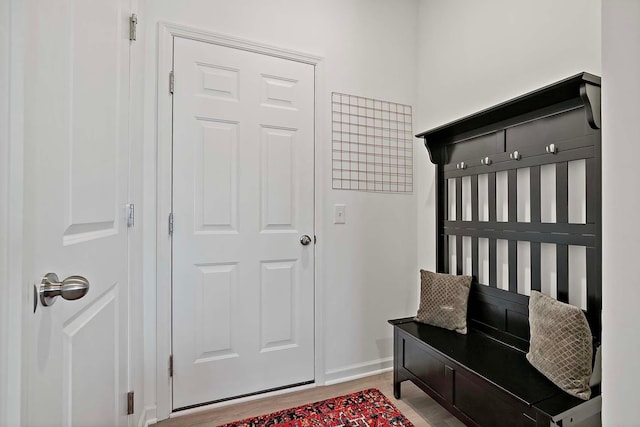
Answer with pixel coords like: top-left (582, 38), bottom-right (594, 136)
top-left (25, 0), bottom-right (131, 425)
top-left (172, 37), bottom-right (314, 409)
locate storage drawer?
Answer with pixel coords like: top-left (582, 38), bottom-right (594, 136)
top-left (402, 337), bottom-right (447, 399)
top-left (447, 131), bottom-right (504, 165)
top-left (454, 369), bottom-right (535, 427)
top-left (505, 107), bottom-right (596, 155)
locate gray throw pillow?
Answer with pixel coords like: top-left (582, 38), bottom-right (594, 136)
top-left (415, 270), bottom-right (472, 334)
top-left (526, 291), bottom-right (593, 400)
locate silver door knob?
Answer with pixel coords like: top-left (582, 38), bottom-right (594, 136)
top-left (38, 272), bottom-right (90, 307)
top-left (300, 235), bottom-right (312, 246)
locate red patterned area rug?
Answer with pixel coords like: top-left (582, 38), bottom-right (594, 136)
top-left (217, 388), bottom-right (414, 427)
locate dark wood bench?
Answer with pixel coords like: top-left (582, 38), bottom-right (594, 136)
top-left (390, 286), bottom-right (601, 426)
top-left (395, 73), bottom-right (603, 426)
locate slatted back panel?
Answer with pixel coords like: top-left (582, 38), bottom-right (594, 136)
top-left (422, 74), bottom-right (602, 349)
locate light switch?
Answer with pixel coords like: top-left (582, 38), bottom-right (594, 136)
top-left (334, 204), bottom-right (346, 224)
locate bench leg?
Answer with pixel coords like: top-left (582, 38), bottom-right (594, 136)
top-left (392, 328), bottom-right (402, 399)
top-left (393, 379), bottom-right (401, 399)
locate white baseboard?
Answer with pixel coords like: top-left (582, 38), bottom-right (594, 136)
top-left (323, 357), bottom-right (393, 386)
top-left (138, 405), bottom-right (157, 427)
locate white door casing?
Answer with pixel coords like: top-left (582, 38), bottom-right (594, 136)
top-left (24, 0), bottom-right (131, 425)
top-left (171, 37), bottom-right (315, 409)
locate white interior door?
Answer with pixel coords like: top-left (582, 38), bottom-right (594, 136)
top-left (24, 0), bottom-right (131, 425)
top-left (172, 37), bottom-right (315, 409)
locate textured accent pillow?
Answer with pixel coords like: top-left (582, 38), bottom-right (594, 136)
top-left (526, 291), bottom-right (593, 400)
top-left (415, 270), bottom-right (472, 334)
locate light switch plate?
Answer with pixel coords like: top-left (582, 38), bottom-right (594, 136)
top-left (334, 204), bottom-right (346, 224)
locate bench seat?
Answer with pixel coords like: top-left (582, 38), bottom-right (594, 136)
top-left (390, 318), bottom-right (601, 426)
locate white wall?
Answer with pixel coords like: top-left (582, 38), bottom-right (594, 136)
top-left (601, 1), bottom-right (640, 424)
top-left (139, 1), bottom-right (611, 421)
top-left (415, 0), bottom-right (601, 277)
top-left (140, 0), bottom-right (419, 418)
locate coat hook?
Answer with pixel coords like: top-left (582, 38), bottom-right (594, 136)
top-left (510, 150), bottom-right (521, 160)
top-left (457, 161), bottom-right (466, 170)
top-left (545, 144), bottom-right (558, 154)
top-left (481, 157), bottom-right (492, 166)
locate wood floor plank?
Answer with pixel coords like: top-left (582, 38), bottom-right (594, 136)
top-left (153, 372), bottom-right (463, 427)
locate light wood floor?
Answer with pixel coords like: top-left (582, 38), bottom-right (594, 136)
top-left (154, 372), bottom-right (463, 427)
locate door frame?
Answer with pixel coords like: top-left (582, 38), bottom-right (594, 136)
top-left (155, 22), bottom-right (325, 420)
top-left (0, 0), bottom-right (25, 425)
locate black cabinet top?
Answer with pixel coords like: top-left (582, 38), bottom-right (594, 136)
top-left (416, 72), bottom-right (601, 165)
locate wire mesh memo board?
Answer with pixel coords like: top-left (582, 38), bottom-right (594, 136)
top-left (332, 93), bottom-right (413, 193)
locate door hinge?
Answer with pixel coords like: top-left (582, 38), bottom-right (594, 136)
top-left (129, 14), bottom-right (137, 41)
top-left (169, 355), bottom-right (174, 377)
top-left (126, 203), bottom-right (135, 228)
top-left (169, 71), bottom-right (174, 94)
top-left (168, 213), bottom-right (174, 235)
top-left (314, 235), bottom-right (317, 244)
top-left (127, 391), bottom-right (134, 415)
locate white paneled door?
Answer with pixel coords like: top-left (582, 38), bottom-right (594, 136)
top-left (172, 38), bottom-right (315, 409)
top-left (25, 0), bottom-right (131, 426)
